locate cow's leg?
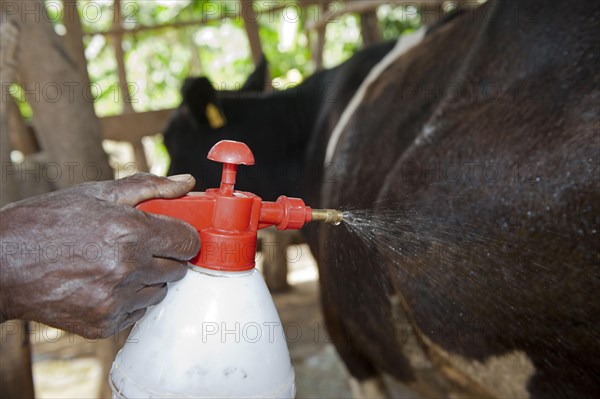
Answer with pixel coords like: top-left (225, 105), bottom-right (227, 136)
top-left (348, 376), bottom-right (388, 399)
top-left (259, 228), bottom-right (290, 292)
top-left (321, 301), bottom-right (389, 398)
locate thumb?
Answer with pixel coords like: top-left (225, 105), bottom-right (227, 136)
top-left (107, 173), bottom-right (196, 206)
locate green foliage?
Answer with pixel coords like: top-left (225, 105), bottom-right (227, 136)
top-left (377, 4), bottom-right (422, 40)
top-left (24, 2), bottom-right (421, 120)
top-left (77, 0), bottom-right (116, 34)
top-left (9, 84), bottom-right (33, 121)
top-left (258, 6), bottom-right (313, 86)
top-left (322, 13), bottom-right (362, 68)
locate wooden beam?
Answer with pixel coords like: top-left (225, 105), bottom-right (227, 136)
top-left (359, 9), bottom-right (381, 46)
top-left (241, 0), bottom-right (263, 65)
top-left (111, 0), bottom-right (134, 114)
top-left (306, 0), bottom-right (444, 31)
top-left (111, 0), bottom-right (148, 172)
top-left (312, 1), bottom-right (327, 70)
top-left (7, 109), bottom-right (174, 146)
top-left (314, 26), bottom-right (326, 70)
top-left (82, 3), bottom-right (295, 37)
top-left (100, 109), bottom-right (173, 142)
top-left (62, 0), bottom-right (91, 89)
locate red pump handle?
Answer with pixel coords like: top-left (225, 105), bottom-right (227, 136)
top-left (137, 140), bottom-right (312, 271)
top-left (207, 140), bottom-right (254, 196)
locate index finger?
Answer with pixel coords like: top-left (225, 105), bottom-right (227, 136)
top-left (107, 173), bottom-right (196, 206)
top-left (142, 212), bottom-right (200, 261)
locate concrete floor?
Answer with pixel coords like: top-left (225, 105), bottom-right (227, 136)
top-left (271, 279), bottom-right (353, 397)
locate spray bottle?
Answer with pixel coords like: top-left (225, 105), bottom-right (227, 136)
top-left (109, 140), bottom-right (343, 398)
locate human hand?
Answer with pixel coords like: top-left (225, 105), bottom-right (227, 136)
top-left (0, 173), bottom-right (200, 338)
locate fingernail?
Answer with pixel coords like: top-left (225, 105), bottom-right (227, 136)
top-left (167, 174), bottom-right (193, 182)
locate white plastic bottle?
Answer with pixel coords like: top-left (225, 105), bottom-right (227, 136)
top-left (109, 266), bottom-right (295, 398)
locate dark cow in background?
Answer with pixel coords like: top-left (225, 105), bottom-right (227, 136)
top-left (165, 1), bottom-right (599, 397)
top-left (164, 40), bottom-right (397, 200)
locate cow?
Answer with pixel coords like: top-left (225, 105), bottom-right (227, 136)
top-left (163, 40), bottom-right (398, 200)
top-left (164, 0), bottom-right (599, 397)
top-left (306, 1), bottom-right (599, 398)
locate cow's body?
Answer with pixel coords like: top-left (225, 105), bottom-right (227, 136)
top-left (165, 1), bottom-right (599, 396)
top-left (310, 1), bottom-right (599, 398)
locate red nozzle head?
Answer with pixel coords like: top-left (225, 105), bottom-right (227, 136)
top-left (208, 140), bottom-right (254, 196)
top-left (207, 140), bottom-right (255, 166)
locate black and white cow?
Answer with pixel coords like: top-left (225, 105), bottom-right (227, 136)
top-left (308, 1), bottom-right (599, 398)
top-left (165, 1), bottom-right (599, 396)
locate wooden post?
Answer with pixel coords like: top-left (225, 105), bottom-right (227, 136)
top-left (1, 19), bottom-right (20, 206)
top-left (110, 0), bottom-right (149, 172)
top-left (313, 1), bottom-right (327, 70)
top-left (61, 0), bottom-right (91, 90)
top-left (0, 322), bottom-right (35, 399)
top-left (360, 10), bottom-right (381, 46)
top-left (188, 34), bottom-right (205, 76)
top-left (241, 0), bottom-right (263, 65)
top-left (260, 229), bottom-right (291, 292)
top-left (0, 19), bottom-right (36, 399)
top-left (14, 0), bottom-right (112, 188)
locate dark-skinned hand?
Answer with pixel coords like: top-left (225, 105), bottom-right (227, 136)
top-left (0, 173), bottom-right (200, 338)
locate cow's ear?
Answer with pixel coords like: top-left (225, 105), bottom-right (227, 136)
top-left (242, 55), bottom-right (269, 91)
top-left (181, 77), bottom-right (226, 129)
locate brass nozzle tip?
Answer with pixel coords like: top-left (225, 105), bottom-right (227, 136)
top-left (311, 209), bottom-right (344, 225)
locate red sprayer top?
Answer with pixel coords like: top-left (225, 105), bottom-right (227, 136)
top-left (137, 140), bottom-right (315, 272)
